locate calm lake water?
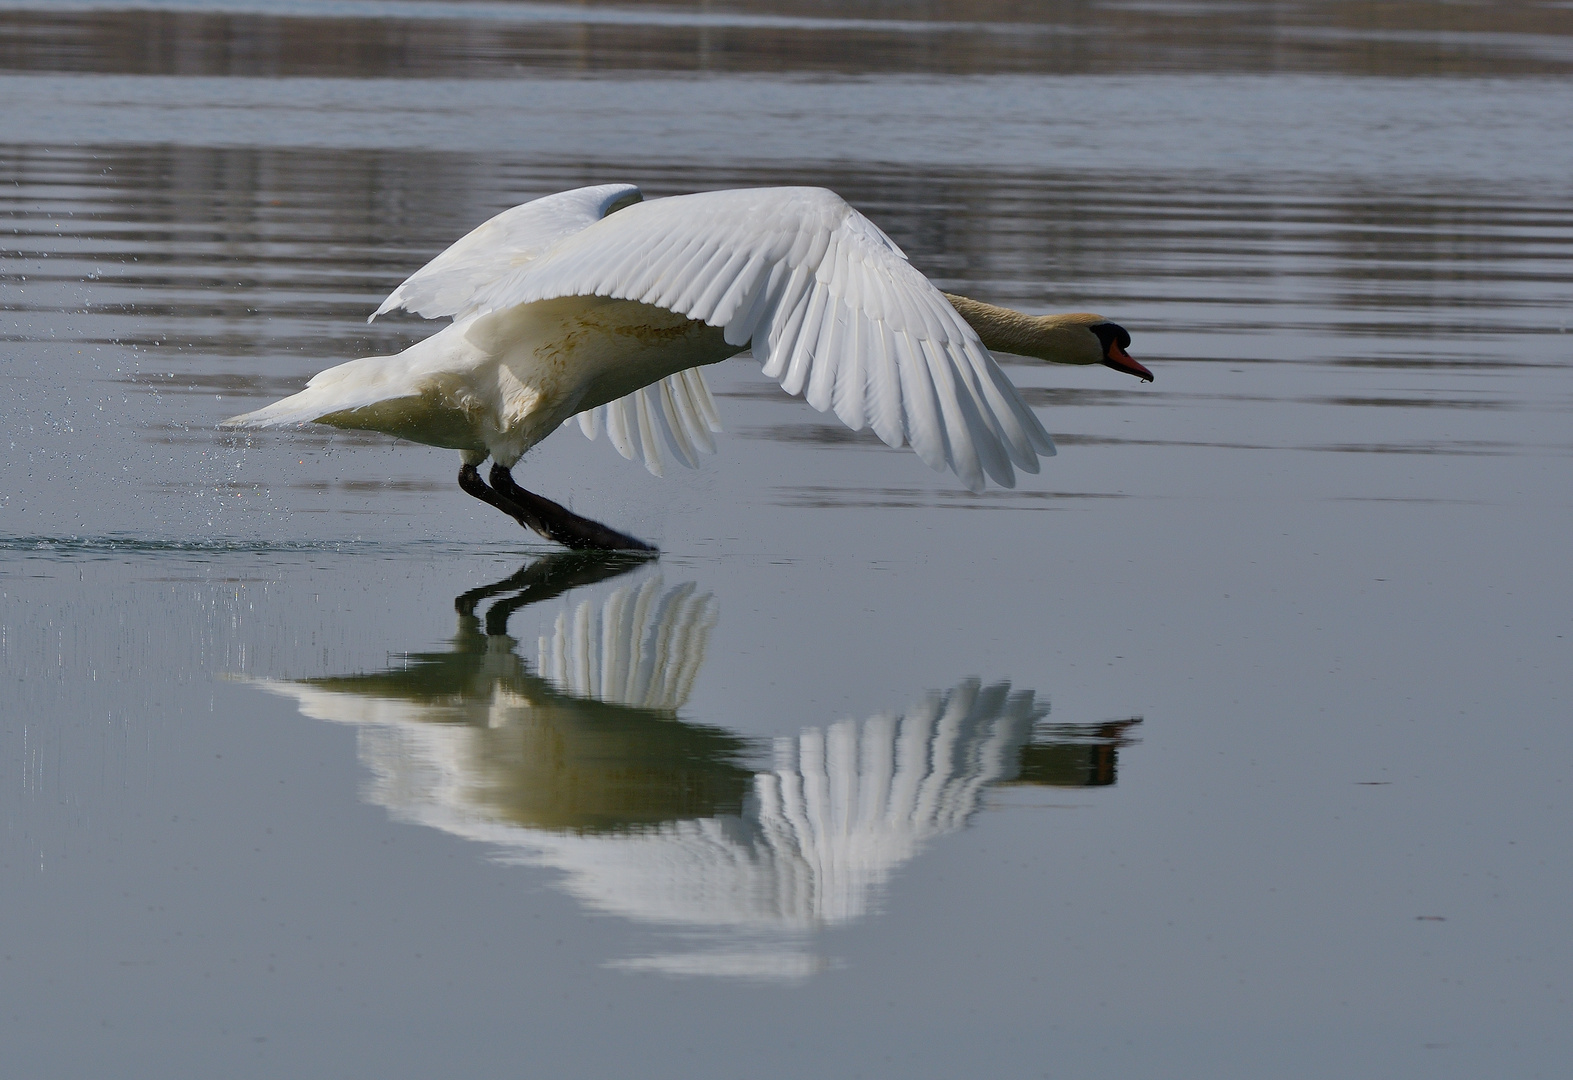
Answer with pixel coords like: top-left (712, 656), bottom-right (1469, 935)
top-left (3, 1), bottom-right (1571, 1077)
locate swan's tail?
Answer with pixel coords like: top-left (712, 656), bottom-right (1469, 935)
top-left (220, 389), bottom-right (334, 429)
top-left (221, 353), bottom-right (429, 429)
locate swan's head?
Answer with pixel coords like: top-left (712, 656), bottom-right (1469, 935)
top-left (941, 294), bottom-right (1153, 382)
top-left (1090, 320), bottom-right (1152, 382)
top-left (1042, 314), bottom-right (1152, 382)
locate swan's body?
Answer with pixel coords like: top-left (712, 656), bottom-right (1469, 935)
top-left (273, 296), bottom-right (731, 468)
top-left (225, 184), bottom-right (1149, 549)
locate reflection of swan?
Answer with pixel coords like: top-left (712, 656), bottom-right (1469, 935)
top-left (274, 554), bottom-right (745, 834)
top-left (252, 557), bottom-right (1139, 980)
top-left (224, 185), bottom-right (1149, 551)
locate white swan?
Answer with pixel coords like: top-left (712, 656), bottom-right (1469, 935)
top-left (224, 185), bottom-right (1150, 550)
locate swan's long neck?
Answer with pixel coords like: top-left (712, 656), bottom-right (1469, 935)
top-left (943, 293), bottom-right (1102, 366)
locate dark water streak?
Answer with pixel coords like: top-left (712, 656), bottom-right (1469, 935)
top-left (6, 139), bottom-right (1567, 481)
top-left (4, 0), bottom-right (1571, 78)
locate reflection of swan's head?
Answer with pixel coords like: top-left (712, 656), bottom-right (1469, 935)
top-left (249, 557), bottom-right (1141, 980)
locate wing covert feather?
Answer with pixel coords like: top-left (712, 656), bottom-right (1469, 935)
top-left (370, 184), bottom-right (643, 322)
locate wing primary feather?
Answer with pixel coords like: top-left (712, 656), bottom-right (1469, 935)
top-left (979, 344), bottom-right (1056, 455)
top-left (654, 379), bottom-right (700, 468)
top-left (576, 372), bottom-right (723, 475)
top-left (605, 395), bottom-right (638, 462)
top-left (894, 328), bottom-right (946, 469)
top-left (948, 345), bottom-right (1016, 488)
top-left (665, 376), bottom-right (706, 456)
top-left (760, 263), bottom-right (815, 381)
top-left (806, 297), bottom-right (847, 413)
top-left (960, 340), bottom-right (1039, 470)
top-left (919, 336), bottom-right (986, 491)
top-left (866, 283), bottom-right (908, 447)
top-left (730, 256), bottom-right (788, 348)
top-left (633, 387), bottom-right (664, 476)
top-left (832, 307), bottom-right (866, 430)
top-left (804, 236), bottom-right (855, 412)
top-left (938, 331), bottom-right (1020, 467)
top-left (665, 372), bottom-right (715, 455)
top-left (681, 367), bottom-right (724, 433)
top-left (782, 270), bottom-right (834, 398)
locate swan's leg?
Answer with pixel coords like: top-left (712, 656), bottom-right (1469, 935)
top-left (458, 462), bottom-right (556, 539)
top-left (479, 551), bottom-right (651, 636)
top-left (488, 463), bottom-right (657, 553)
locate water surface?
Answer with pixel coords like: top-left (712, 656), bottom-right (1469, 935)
top-left (2, 2), bottom-right (1571, 1077)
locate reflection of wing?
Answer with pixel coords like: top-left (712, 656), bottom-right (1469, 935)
top-left (263, 663), bottom-right (1066, 977)
top-left (508, 679), bottom-right (1047, 933)
top-left (753, 681), bottom-right (1046, 920)
top-left (538, 577), bottom-right (717, 712)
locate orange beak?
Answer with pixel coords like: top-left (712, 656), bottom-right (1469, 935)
top-left (1101, 343), bottom-right (1153, 382)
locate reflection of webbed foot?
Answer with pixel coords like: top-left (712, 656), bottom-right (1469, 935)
top-left (455, 550), bottom-right (653, 637)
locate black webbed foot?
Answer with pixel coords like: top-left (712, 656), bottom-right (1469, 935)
top-left (457, 462), bottom-right (657, 553)
top-left (488, 464), bottom-right (657, 553)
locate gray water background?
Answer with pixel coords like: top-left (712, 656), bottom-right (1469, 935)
top-left (2, 1), bottom-right (1571, 1076)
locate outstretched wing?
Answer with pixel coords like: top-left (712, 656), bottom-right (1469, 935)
top-left (469, 186), bottom-right (1054, 491)
top-left (370, 183), bottom-right (644, 322)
